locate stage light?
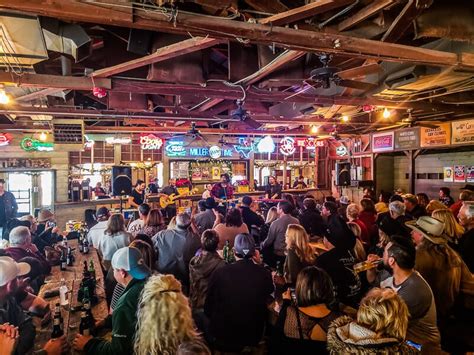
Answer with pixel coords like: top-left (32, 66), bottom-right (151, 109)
top-left (341, 115), bottom-right (349, 122)
top-left (310, 125), bottom-right (319, 134)
top-left (0, 90), bottom-right (10, 105)
top-left (382, 108), bottom-right (391, 119)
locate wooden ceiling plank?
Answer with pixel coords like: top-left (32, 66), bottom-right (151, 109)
top-left (91, 37), bottom-right (222, 78)
top-left (338, 0), bottom-right (396, 32)
top-left (15, 88), bottom-right (65, 102)
top-left (0, 72), bottom-right (111, 90)
top-left (259, 0), bottom-right (354, 26)
top-left (382, 0), bottom-right (431, 42)
top-left (243, 0), bottom-right (288, 14)
top-left (336, 63), bottom-right (382, 79)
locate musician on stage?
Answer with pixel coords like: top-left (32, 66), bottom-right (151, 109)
top-left (265, 176), bottom-right (282, 199)
top-left (159, 178), bottom-right (178, 219)
top-left (211, 173), bottom-right (234, 201)
top-left (129, 179), bottom-right (146, 208)
top-left (292, 175), bottom-right (307, 189)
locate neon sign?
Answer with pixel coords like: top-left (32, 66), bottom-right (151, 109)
top-left (0, 133), bottom-right (11, 146)
top-left (166, 141), bottom-right (232, 158)
top-left (165, 141), bottom-right (186, 157)
top-left (140, 134), bottom-right (163, 150)
top-left (279, 136), bottom-right (296, 156)
top-left (105, 137), bottom-right (131, 145)
top-left (84, 135), bottom-right (94, 149)
top-left (256, 135), bottom-right (275, 153)
top-left (295, 137), bottom-right (317, 150)
top-left (209, 145), bottom-right (222, 159)
top-left (234, 137), bottom-right (254, 158)
top-left (336, 145), bottom-right (348, 156)
top-left (20, 137), bottom-right (54, 152)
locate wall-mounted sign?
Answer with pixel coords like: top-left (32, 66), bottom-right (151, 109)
top-left (165, 141), bottom-right (186, 157)
top-left (84, 135), bottom-right (94, 149)
top-left (454, 165), bottom-right (466, 182)
top-left (279, 136), bottom-right (296, 156)
top-left (234, 138), bottom-right (255, 158)
top-left (444, 167), bottom-right (454, 182)
top-left (420, 123), bottom-right (450, 147)
top-left (0, 158), bottom-right (51, 169)
top-left (105, 137), bottom-right (131, 145)
top-left (372, 132), bottom-right (394, 152)
top-left (316, 140), bottom-right (325, 147)
top-left (140, 134), bottom-right (163, 150)
top-left (394, 127), bottom-right (419, 150)
top-left (336, 145), bottom-right (348, 156)
top-left (256, 135), bottom-right (275, 153)
top-left (296, 137), bottom-right (317, 150)
top-left (165, 141), bottom-right (233, 158)
top-left (20, 137), bottom-right (54, 152)
top-left (209, 145), bottom-right (222, 159)
top-left (467, 166), bottom-right (474, 183)
top-left (451, 119), bottom-right (474, 145)
top-left (0, 133), bottom-right (11, 147)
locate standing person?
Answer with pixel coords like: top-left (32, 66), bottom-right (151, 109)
top-left (213, 208), bottom-right (249, 249)
top-left (403, 193), bottom-right (427, 219)
top-left (457, 202), bottom-right (474, 272)
top-left (210, 173), bottom-right (234, 204)
top-left (261, 201), bottom-right (300, 267)
top-left (93, 182), bottom-right (106, 198)
top-left (160, 178), bottom-right (178, 219)
top-left (194, 198), bottom-right (220, 235)
top-left (98, 214), bottom-right (131, 271)
top-left (201, 184), bottom-right (212, 199)
top-left (205, 234), bottom-right (273, 353)
top-left (127, 203), bottom-right (150, 237)
top-left (0, 178), bottom-right (17, 229)
top-left (141, 209), bottom-right (166, 238)
top-left (147, 177), bottom-right (159, 194)
top-left (87, 207), bottom-right (110, 247)
top-left (439, 187), bottom-right (455, 207)
top-left (73, 247), bottom-right (151, 355)
top-left (240, 196), bottom-right (264, 232)
top-left (265, 176), bottom-right (282, 200)
top-left (292, 176), bottom-right (307, 189)
top-left (284, 224), bottom-right (316, 285)
top-left (129, 180), bottom-right (146, 208)
top-left (298, 198), bottom-right (325, 238)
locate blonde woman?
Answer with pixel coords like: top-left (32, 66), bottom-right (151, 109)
top-left (134, 274), bottom-right (199, 355)
top-left (432, 208), bottom-right (465, 247)
top-left (327, 288), bottom-right (418, 354)
top-left (426, 199), bottom-right (447, 215)
top-left (259, 206), bottom-right (278, 242)
top-left (284, 224), bottom-right (316, 285)
top-left (98, 214), bottom-right (131, 270)
top-left (347, 222), bottom-right (366, 263)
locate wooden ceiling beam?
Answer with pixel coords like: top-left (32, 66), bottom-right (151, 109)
top-left (15, 88), bottom-right (65, 102)
top-left (243, 0), bottom-right (288, 14)
top-left (3, 1), bottom-right (474, 69)
top-left (338, 0), bottom-right (396, 31)
top-left (259, 0), bottom-right (354, 26)
top-left (91, 36), bottom-right (223, 78)
top-left (0, 72), bottom-right (111, 90)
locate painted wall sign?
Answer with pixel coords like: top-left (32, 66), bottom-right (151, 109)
top-left (0, 133), bottom-right (11, 147)
top-left (420, 123), bottom-right (450, 147)
top-left (372, 132), bottom-right (394, 152)
top-left (234, 138), bottom-right (255, 158)
top-left (140, 134), bottom-right (163, 150)
top-left (451, 119), bottom-right (474, 145)
top-left (20, 137), bottom-right (54, 152)
top-left (336, 145), bottom-right (348, 156)
top-left (165, 141), bottom-right (186, 157)
top-left (467, 166), bottom-right (474, 183)
top-left (256, 135), bottom-right (275, 153)
top-left (444, 167), bottom-right (454, 182)
top-left (394, 127), bottom-right (419, 150)
top-left (279, 136), bottom-right (296, 156)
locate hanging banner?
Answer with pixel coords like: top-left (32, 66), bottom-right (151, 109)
top-left (467, 166), bottom-right (474, 183)
top-left (454, 165), bottom-right (466, 182)
top-left (372, 132), bottom-right (394, 152)
top-left (394, 127), bottom-right (420, 150)
top-left (420, 123), bottom-right (450, 147)
top-left (451, 119), bottom-right (474, 145)
top-left (444, 167), bottom-right (454, 182)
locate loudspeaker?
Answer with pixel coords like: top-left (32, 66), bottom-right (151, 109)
top-left (127, 29), bottom-right (153, 55)
top-left (336, 162), bottom-right (351, 186)
top-left (112, 166), bottom-right (132, 196)
top-left (357, 180), bottom-right (374, 188)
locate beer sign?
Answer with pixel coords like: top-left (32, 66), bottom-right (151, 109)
top-left (394, 127), bottom-right (419, 150)
top-left (420, 123), bottom-right (450, 147)
top-left (372, 132), bottom-right (394, 152)
top-left (451, 119), bottom-right (474, 145)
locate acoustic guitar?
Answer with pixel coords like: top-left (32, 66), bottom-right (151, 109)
top-left (159, 188), bottom-right (198, 208)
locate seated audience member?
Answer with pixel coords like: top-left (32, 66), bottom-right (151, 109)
top-left (426, 199), bottom-right (447, 215)
top-left (152, 213), bottom-right (201, 289)
top-left (134, 274), bottom-right (199, 355)
top-left (432, 208), bottom-right (465, 248)
top-left (284, 224), bottom-right (316, 286)
top-left (337, 196), bottom-right (350, 221)
top-left (358, 198), bottom-right (378, 245)
top-left (298, 198), bottom-right (325, 238)
top-left (273, 266), bottom-right (341, 354)
top-left (177, 340), bottom-right (211, 355)
top-left (141, 209), bottom-right (165, 238)
top-left (316, 215), bottom-right (361, 307)
top-left (73, 247), bottom-right (150, 354)
top-left (283, 194), bottom-right (299, 217)
top-left (327, 288), bottom-right (418, 354)
top-left (259, 207), bottom-right (278, 243)
top-left (194, 198), bottom-right (220, 235)
top-left (378, 200), bottom-right (411, 239)
top-left (407, 216), bottom-right (473, 322)
top-left (261, 201), bottom-right (300, 267)
top-left (98, 214), bottom-right (131, 270)
top-left (458, 203), bottom-right (474, 272)
top-left (205, 234), bottom-right (273, 352)
top-left (197, 199), bottom-right (207, 212)
top-left (375, 191), bottom-right (391, 214)
top-left (362, 187), bottom-right (376, 202)
top-left (451, 190), bottom-right (472, 220)
top-left (189, 230), bottom-right (225, 310)
top-left (6, 226), bottom-right (51, 276)
top-left (127, 203), bottom-right (150, 237)
top-left (213, 208), bottom-right (249, 249)
top-left (346, 204), bottom-right (370, 248)
top-left (403, 194), bottom-right (427, 219)
top-left (240, 196), bottom-right (264, 232)
top-left (347, 222), bottom-right (366, 262)
top-left (439, 187), bottom-right (455, 207)
top-left (366, 236), bottom-right (441, 352)
top-left (35, 209), bottom-right (62, 246)
top-left (19, 215), bottom-right (38, 236)
top-left (417, 193), bottom-right (430, 210)
top-left (87, 207), bottom-right (110, 247)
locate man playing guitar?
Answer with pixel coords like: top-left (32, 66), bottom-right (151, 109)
top-left (159, 178), bottom-right (178, 219)
top-left (211, 173), bottom-right (234, 215)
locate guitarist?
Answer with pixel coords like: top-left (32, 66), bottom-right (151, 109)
top-left (130, 179), bottom-right (146, 208)
top-left (160, 178), bottom-right (178, 219)
top-left (211, 173), bottom-right (234, 215)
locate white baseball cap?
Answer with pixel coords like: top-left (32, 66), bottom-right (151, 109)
top-left (111, 247), bottom-right (150, 280)
top-left (0, 256), bottom-right (31, 286)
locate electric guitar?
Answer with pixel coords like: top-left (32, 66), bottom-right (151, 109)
top-left (159, 188), bottom-right (198, 208)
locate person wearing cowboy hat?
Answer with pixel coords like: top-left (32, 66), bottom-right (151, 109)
top-left (35, 209), bottom-right (62, 248)
top-left (193, 197), bottom-right (223, 236)
top-left (406, 216), bottom-right (474, 327)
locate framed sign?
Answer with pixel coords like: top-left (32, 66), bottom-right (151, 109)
top-left (394, 127), bottom-right (419, 150)
top-left (372, 132), bottom-right (394, 152)
top-left (454, 165), bottom-right (466, 182)
top-left (451, 119), bottom-right (474, 145)
top-left (467, 166), bottom-right (474, 183)
top-left (444, 167), bottom-right (454, 182)
top-left (420, 123), bottom-right (450, 147)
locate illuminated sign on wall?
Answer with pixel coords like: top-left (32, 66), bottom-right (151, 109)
top-left (256, 135), bottom-right (275, 153)
top-left (0, 133), bottom-right (11, 146)
top-left (279, 136), bottom-right (296, 156)
top-left (209, 145), bottom-right (222, 159)
top-left (20, 137), bottom-right (54, 152)
top-left (336, 145), bottom-right (348, 156)
top-left (84, 135), bottom-right (94, 149)
top-left (165, 141), bottom-right (233, 158)
top-left (140, 134), bottom-right (163, 150)
top-left (105, 137), bottom-right (131, 145)
top-left (234, 137), bottom-right (255, 158)
top-left (296, 137), bottom-right (317, 150)
top-left (165, 141), bottom-right (186, 157)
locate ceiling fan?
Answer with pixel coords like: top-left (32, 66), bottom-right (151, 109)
top-left (230, 100), bottom-right (262, 129)
top-left (170, 121), bottom-right (210, 144)
top-left (217, 135), bottom-right (234, 147)
top-left (376, 110), bottom-right (443, 131)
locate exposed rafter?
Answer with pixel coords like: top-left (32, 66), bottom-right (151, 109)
top-left (338, 0), bottom-right (396, 31)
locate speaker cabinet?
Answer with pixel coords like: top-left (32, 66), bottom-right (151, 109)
top-left (127, 29), bottom-right (153, 55)
top-left (112, 165), bottom-right (132, 196)
top-left (336, 162), bottom-right (351, 186)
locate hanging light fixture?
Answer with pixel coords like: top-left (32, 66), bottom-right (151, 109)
top-left (341, 115), bottom-right (349, 122)
top-left (310, 125), bottom-right (319, 134)
top-left (382, 108), bottom-right (391, 119)
top-left (0, 89), bottom-right (10, 105)
top-left (39, 132), bottom-right (47, 141)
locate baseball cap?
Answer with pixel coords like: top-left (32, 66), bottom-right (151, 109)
top-left (234, 233), bottom-right (255, 258)
top-left (96, 207), bottom-right (110, 219)
top-left (339, 196), bottom-right (350, 205)
top-left (111, 247), bottom-right (151, 280)
top-left (0, 256), bottom-right (31, 286)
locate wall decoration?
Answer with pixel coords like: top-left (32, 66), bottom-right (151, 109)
top-left (296, 137), bottom-right (317, 150)
top-left (105, 136), bottom-right (131, 145)
top-left (394, 127), bottom-right (420, 150)
top-left (454, 165), bottom-right (466, 182)
top-left (165, 141), bottom-right (186, 157)
top-left (20, 137), bottom-right (54, 152)
top-left (444, 167), bottom-right (454, 182)
top-left (372, 132), bottom-right (394, 152)
top-left (256, 135), bottom-right (275, 153)
top-left (0, 133), bottom-right (11, 147)
top-left (279, 136), bottom-right (296, 156)
top-left (420, 123), bottom-right (450, 147)
top-left (140, 134), bottom-right (163, 150)
top-left (467, 166), bottom-right (474, 183)
top-left (234, 137), bottom-right (255, 158)
top-left (84, 135), bottom-right (94, 149)
top-left (209, 145), bottom-right (222, 159)
top-left (0, 158), bottom-right (51, 169)
top-left (451, 119), bottom-right (474, 145)
top-left (335, 145), bottom-right (348, 156)
top-left (212, 166), bottom-right (221, 180)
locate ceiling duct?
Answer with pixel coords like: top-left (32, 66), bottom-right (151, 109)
top-left (41, 19), bottom-right (92, 63)
top-left (0, 12), bottom-right (48, 69)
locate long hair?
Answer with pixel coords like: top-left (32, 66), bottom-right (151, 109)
top-left (418, 236), bottom-right (462, 269)
top-left (130, 240), bottom-right (155, 269)
top-left (134, 274), bottom-right (198, 355)
top-left (266, 207), bottom-right (278, 224)
top-left (360, 198), bottom-right (376, 214)
top-left (426, 200), bottom-right (447, 215)
top-left (225, 208), bottom-right (243, 227)
top-left (146, 209), bottom-right (164, 228)
top-left (357, 287), bottom-right (408, 341)
top-left (285, 224), bottom-right (315, 264)
top-left (432, 208), bottom-right (464, 241)
top-left (105, 214), bottom-right (125, 235)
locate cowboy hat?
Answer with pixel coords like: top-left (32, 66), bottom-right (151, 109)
top-left (37, 209), bottom-right (54, 223)
top-left (405, 216), bottom-right (446, 245)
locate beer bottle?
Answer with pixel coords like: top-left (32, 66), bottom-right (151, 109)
top-left (78, 233), bottom-right (84, 253)
top-left (66, 247), bottom-right (73, 266)
top-left (79, 310), bottom-right (92, 336)
top-left (83, 238), bottom-right (89, 254)
top-left (88, 260), bottom-right (96, 279)
top-left (223, 240), bottom-right (229, 263)
top-left (51, 303), bottom-right (63, 338)
top-left (60, 250), bottom-right (67, 270)
top-left (83, 260), bottom-right (91, 278)
top-left (353, 259), bottom-right (383, 273)
top-left (276, 260), bottom-right (284, 277)
top-left (59, 278), bottom-right (69, 307)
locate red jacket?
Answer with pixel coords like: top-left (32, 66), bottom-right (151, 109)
top-left (6, 246), bottom-right (51, 275)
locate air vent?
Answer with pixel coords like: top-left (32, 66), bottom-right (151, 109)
top-left (52, 119), bottom-right (84, 148)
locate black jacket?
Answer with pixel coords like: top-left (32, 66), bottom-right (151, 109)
top-left (0, 191), bottom-right (17, 225)
top-left (298, 208), bottom-right (326, 237)
top-left (240, 206), bottom-right (264, 232)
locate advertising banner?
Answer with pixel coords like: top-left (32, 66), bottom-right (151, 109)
top-left (420, 123), bottom-right (450, 147)
top-left (451, 119), bottom-right (474, 145)
top-left (372, 132), bottom-right (394, 152)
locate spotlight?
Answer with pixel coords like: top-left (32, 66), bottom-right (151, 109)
top-left (310, 125), bottom-right (319, 134)
top-left (382, 108), bottom-right (391, 119)
top-left (39, 132), bottom-right (47, 141)
top-left (0, 90), bottom-right (10, 105)
top-left (341, 115), bottom-right (349, 122)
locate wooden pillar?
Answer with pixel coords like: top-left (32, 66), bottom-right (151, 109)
top-left (314, 146), bottom-right (319, 187)
top-left (283, 155), bottom-right (287, 187)
top-left (405, 149), bottom-right (422, 194)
